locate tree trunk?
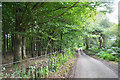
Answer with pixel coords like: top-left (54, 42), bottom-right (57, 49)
top-left (47, 37), bottom-right (50, 55)
top-left (118, 39), bottom-right (120, 48)
top-left (60, 31), bottom-right (62, 52)
top-left (13, 34), bottom-right (22, 62)
top-left (51, 39), bottom-right (54, 53)
top-left (37, 38), bottom-right (41, 56)
top-left (29, 37), bottom-right (31, 55)
top-left (31, 37), bottom-right (34, 57)
top-left (99, 37), bottom-right (102, 49)
top-left (13, 4), bottom-right (23, 62)
top-left (43, 39), bottom-right (45, 55)
top-left (40, 38), bottom-right (42, 55)
top-left (85, 37), bottom-right (89, 50)
top-left (22, 36), bottom-right (27, 59)
top-left (102, 34), bottom-right (106, 48)
top-left (6, 34), bottom-right (8, 52)
top-left (3, 32), bottom-right (6, 58)
top-left (35, 37), bottom-right (38, 57)
top-left (11, 34), bottom-right (14, 52)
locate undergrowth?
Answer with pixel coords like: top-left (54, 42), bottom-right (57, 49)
top-left (1, 48), bottom-right (76, 78)
top-left (96, 51), bottom-right (120, 62)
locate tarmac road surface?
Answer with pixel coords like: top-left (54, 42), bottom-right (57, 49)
top-left (73, 49), bottom-right (118, 78)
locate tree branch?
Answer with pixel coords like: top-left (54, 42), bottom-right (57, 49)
top-left (44, 7), bottom-right (68, 14)
top-left (38, 1), bottom-right (80, 24)
top-left (32, 2), bottom-right (45, 10)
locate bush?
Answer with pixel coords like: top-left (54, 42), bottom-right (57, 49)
top-left (96, 51), bottom-right (105, 56)
top-left (82, 46), bottom-right (86, 50)
top-left (96, 51), bottom-right (117, 61)
top-left (111, 47), bottom-right (118, 52)
top-left (106, 49), bottom-right (113, 53)
top-left (89, 46), bottom-right (99, 52)
top-left (116, 58), bottom-right (120, 62)
top-left (93, 47), bottom-right (99, 52)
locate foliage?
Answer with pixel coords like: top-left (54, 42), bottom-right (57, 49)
top-left (89, 47), bottom-right (99, 52)
top-left (2, 2), bottom-right (101, 60)
top-left (1, 48), bottom-right (76, 78)
top-left (2, 1), bottom-right (119, 78)
top-left (96, 51), bottom-right (118, 62)
top-left (99, 18), bottom-right (111, 28)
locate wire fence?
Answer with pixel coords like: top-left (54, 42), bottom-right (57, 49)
top-left (0, 51), bottom-right (59, 67)
top-left (0, 50), bottom-right (67, 78)
top-left (0, 27), bottom-right (60, 67)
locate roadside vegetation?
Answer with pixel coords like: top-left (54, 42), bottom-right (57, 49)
top-left (1, 1), bottom-right (119, 78)
top-left (1, 48), bottom-right (77, 78)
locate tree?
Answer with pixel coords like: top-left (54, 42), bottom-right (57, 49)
top-left (2, 2), bottom-right (103, 62)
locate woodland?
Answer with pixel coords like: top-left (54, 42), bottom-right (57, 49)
top-left (1, 1), bottom-right (119, 78)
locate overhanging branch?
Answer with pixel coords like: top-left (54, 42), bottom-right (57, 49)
top-left (32, 2), bottom-right (45, 10)
top-left (38, 0), bottom-right (80, 24)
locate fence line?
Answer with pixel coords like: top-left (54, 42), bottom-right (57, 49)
top-left (0, 50), bottom-right (61, 67)
top-left (0, 54), bottom-right (50, 67)
top-left (0, 29), bottom-right (61, 67)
